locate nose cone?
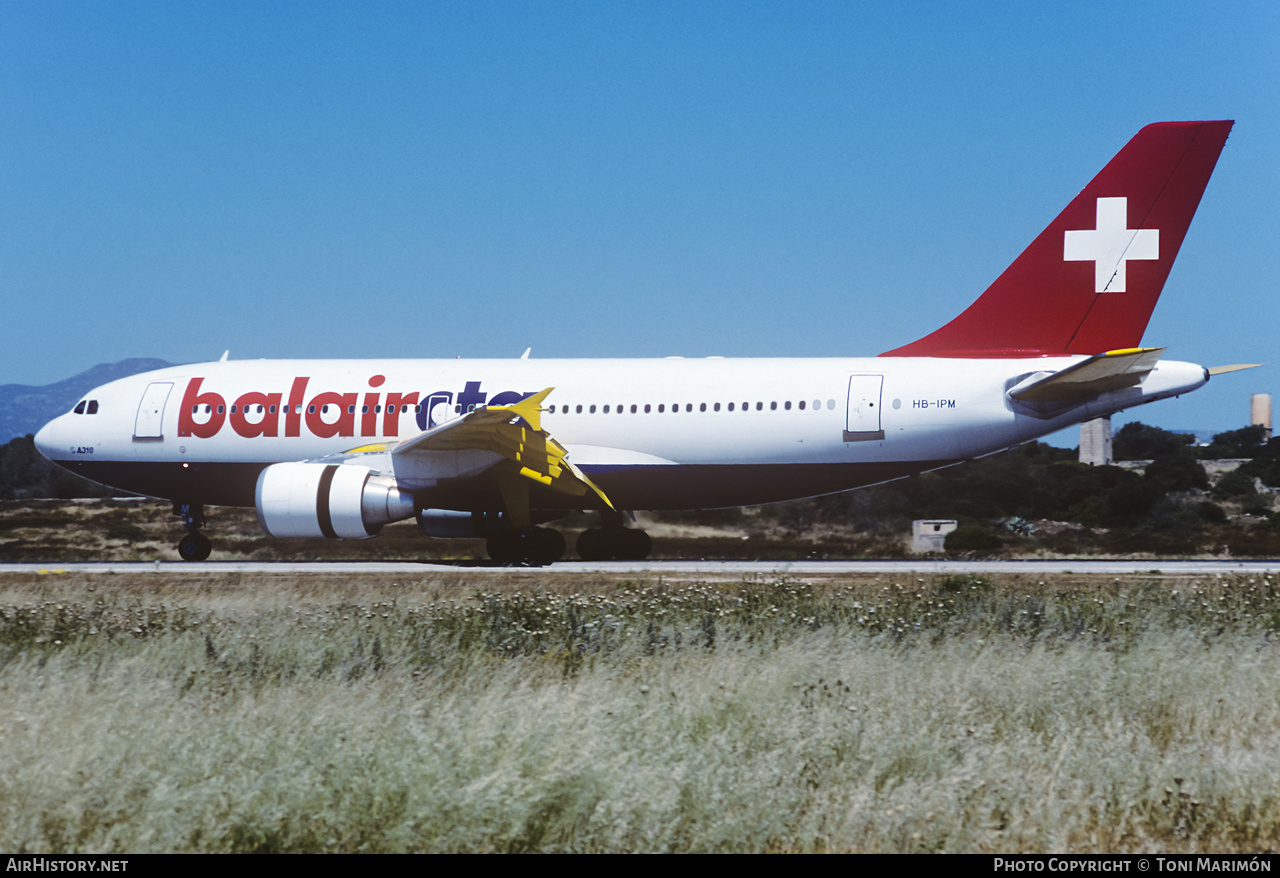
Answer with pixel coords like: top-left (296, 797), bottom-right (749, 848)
top-left (34, 415), bottom-right (68, 462)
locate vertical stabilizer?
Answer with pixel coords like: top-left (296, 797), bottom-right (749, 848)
top-left (881, 121), bottom-right (1232, 358)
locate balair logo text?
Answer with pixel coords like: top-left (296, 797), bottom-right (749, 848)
top-left (177, 376), bottom-right (531, 440)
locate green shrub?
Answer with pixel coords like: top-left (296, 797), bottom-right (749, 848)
top-left (944, 525), bottom-right (1002, 552)
top-left (1213, 469), bottom-right (1255, 499)
top-left (1197, 502), bottom-right (1227, 523)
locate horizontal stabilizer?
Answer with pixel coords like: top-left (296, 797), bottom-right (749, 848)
top-left (1207, 363), bottom-right (1263, 376)
top-left (1009, 347), bottom-right (1165, 403)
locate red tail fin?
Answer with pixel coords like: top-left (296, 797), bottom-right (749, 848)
top-left (881, 121), bottom-right (1232, 358)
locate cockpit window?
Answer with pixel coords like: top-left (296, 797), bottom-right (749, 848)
top-left (87, 400), bottom-right (99, 414)
top-left (74, 401), bottom-right (86, 414)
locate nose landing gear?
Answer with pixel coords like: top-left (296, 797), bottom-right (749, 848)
top-left (174, 502), bottom-right (212, 562)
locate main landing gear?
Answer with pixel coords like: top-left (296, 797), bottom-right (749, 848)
top-left (575, 526), bottom-right (652, 561)
top-left (479, 513), bottom-right (653, 565)
top-left (485, 526), bottom-right (566, 566)
top-left (174, 502), bottom-right (211, 562)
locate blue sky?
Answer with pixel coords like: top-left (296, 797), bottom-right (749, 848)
top-left (2, 1), bottom-right (1277, 443)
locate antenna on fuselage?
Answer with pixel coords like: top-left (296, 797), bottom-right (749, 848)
top-left (219, 350), bottom-right (229, 362)
top-left (520, 348), bottom-right (531, 360)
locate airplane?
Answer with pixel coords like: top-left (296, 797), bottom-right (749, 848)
top-left (34, 120), bottom-right (1248, 564)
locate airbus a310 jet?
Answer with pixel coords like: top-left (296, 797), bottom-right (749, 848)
top-left (36, 120), bottom-right (1248, 563)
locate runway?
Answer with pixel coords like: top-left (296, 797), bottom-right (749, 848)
top-left (3, 559), bottom-right (1280, 576)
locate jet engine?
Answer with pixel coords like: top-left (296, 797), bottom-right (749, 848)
top-left (255, 462), bottom-right (416, 539)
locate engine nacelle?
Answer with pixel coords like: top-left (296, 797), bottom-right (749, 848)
top-left (256, 462), bottom-right (416, 539)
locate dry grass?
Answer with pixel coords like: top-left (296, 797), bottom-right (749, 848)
top-left (1, 570), bottom-right (1279, 852)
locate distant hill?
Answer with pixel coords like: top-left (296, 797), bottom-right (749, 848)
top-left (0, 359), bottom-right (176, 442)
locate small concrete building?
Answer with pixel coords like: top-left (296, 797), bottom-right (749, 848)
top-left (912, 519), bottom-right (957, 553)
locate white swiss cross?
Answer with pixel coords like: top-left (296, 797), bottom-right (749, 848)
top-left (1063, 196), bottom-right (1159, 293)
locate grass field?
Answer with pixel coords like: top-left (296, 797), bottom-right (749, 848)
top-left (1, 568), bottom-right (1278, 853)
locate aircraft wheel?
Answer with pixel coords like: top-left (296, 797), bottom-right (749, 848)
top-left (177, 533), bottom-right (211, 562)
top-left (615, 528), bottom-right (652, 561)
top-left (486, 530), bottom-right (525, 564)
top-left (576, 528), bottom-right (611, 561)
top-left (527, 527), bottom-right (566, 565)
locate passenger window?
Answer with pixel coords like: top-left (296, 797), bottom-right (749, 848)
top-left (827, 399), bottom-right (835, 409)
top-left (728, 402), bottom-right (734, 412)
top-left (785, 401), bottom-right (791, 410)
top-left (798, 400), bottom-right (806, 410)
top-left (644, 404), bottom-right (650, 413)
top-left (269, 405), bottom-right (277, 414)
top-left (216, 405), bottom-right (224, 414)
top-left (309, 405), bottom-right (316, 414)
top-left (576, 405), bottom-right (583, 414)
top-left (756, 402), bottom-right (763, 411)
top-left (603, 405), bottom-right (610, 413)
top-left (714, 402), bottom-right (721, 411)
top-left (686, 403), bottom-right (693, 412)
top-left (590, 405), bottom-right (597, 414)
top-left (699, 403), bottom-right (706, 412)
top-left (770, 401), bottom-right (777, 411)
top-left (631, 404), bottom-right (638, 413)
top-left (658, 404), bottom-right (665, 413)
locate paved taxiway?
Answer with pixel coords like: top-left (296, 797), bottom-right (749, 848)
top-left (3, 559), bottom-right (1280, 576)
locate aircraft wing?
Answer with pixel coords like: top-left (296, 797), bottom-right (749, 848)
top-left (1008, 348), bottom-right (1166, 403)
top-left (390, 387), bottom-right (615, 510)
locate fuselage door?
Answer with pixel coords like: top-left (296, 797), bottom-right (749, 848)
top-left (134, 381), bottom-right (173, 439)
top-left (845, 374), bottom-right (885, 442)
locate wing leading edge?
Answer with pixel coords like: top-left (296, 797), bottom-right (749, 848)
top-left (391, 387), bottom-right (615, 515)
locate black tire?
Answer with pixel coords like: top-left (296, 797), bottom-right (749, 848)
top-left (616, 528), bottom-right (652, 561)
top-left (576, 528), bottom-right (611, 561)
top-left (486, 530), bottom-right (525, 564)
top-left (527, 527), bottom-right (566, 565)
top-left (177, 533), bottom-right (211, 562)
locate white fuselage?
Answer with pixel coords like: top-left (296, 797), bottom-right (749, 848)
top-left (35, 355), bottom-right (1209, 511)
